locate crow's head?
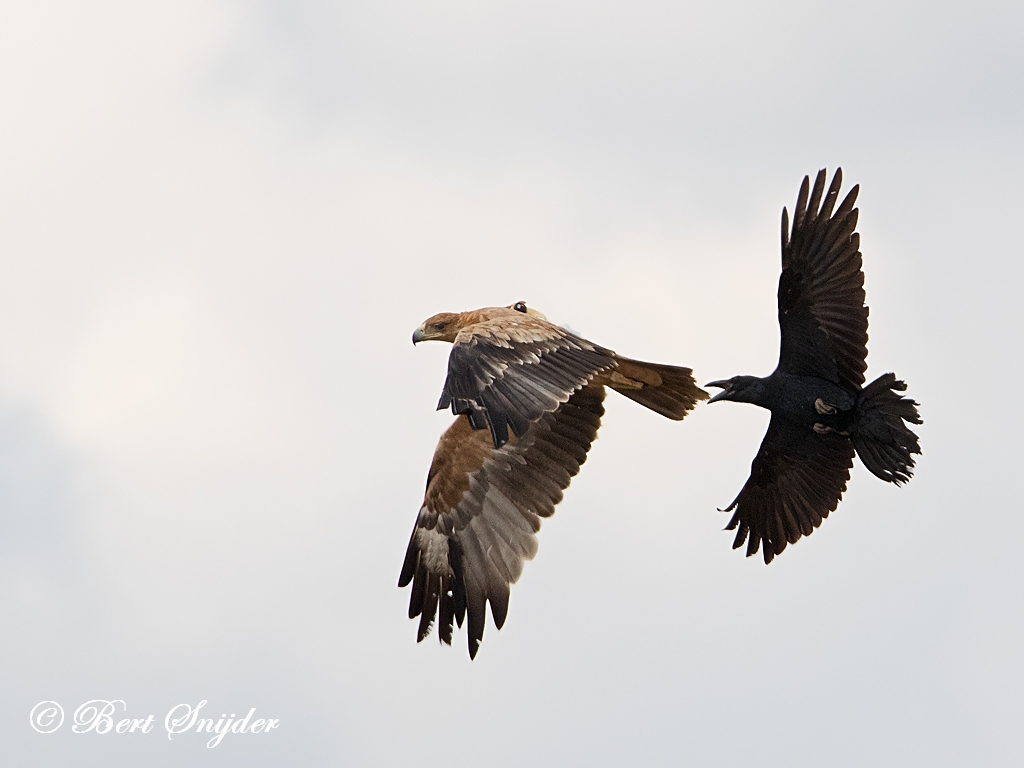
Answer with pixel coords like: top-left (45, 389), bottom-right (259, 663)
top-left (706, 375), bottom-right (766, 405)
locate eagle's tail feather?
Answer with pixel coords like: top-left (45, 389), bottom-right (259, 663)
top-left (607, 357), bottom-right (708, 420)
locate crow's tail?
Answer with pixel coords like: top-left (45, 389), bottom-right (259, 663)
top-left (851, 373), bottom-right (922, 484)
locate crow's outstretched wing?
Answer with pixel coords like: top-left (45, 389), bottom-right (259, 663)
top-left (777, 168), bottom-right (868, 391)
top-left (723, 415), bottom-right (855, 564)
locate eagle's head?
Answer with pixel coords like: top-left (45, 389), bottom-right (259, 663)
top-left (412, 312), bottom-right (464, 344)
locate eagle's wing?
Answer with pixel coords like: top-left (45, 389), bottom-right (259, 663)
top-left (438, 314), bottom-right (615, 448)
top-left (400, 386), bottom-right (605, 659)
top-left (777, 168), bottom-right (868, 390)
top-left (723, 414), bottom-right (855, 564)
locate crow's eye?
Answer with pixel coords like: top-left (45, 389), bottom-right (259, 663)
top-left (513, 302), bottom-right (527, 313)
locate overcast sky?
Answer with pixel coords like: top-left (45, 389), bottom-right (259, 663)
top-left (1, 1), bottom-right (1022, 765)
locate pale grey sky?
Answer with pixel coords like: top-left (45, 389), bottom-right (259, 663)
top-left (1, 1), bottom-right (1021, 765)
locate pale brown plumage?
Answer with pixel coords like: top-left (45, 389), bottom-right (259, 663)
top-left (413, 303), bottom-right (704, 448)
top-left (401, 302), bottom-right (706, 658)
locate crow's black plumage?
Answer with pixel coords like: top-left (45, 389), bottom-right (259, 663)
top-left (707, 168), bottom-right (922, 564)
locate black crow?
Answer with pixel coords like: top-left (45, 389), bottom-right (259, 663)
top-left (707, 168), bottom-right (921, 564)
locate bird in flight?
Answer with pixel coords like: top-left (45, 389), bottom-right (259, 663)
top-left (706, 168), bottom-right (922, 564)
top-left (400, 302), bottom-right (706, 658)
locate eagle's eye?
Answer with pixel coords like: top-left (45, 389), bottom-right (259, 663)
top-left (435, 322), bottom-right (447, 330)
top-left (513, 302), bottom-right (527, 313)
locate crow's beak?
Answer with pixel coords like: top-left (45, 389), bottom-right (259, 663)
top-left (705, 380), bottom-right (732, 404)
top-left (412, 325), bottom-right (427, 345)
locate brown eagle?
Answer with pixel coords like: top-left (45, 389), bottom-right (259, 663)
top-left (400, 302), bottom-right (706, 658)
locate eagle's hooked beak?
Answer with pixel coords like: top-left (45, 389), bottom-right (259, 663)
top-left (412, 325), bottom-right (427, 345)
top-left (705, 379), bottom-right (733, 404)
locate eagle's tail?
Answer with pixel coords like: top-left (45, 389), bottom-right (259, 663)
top-left (851, 373), bottom-right (922, 484)
top-left (606, 356), bottom-right (708, 420)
